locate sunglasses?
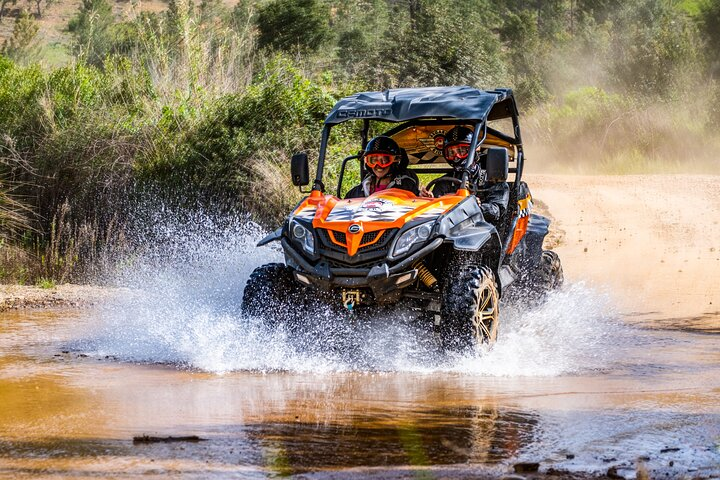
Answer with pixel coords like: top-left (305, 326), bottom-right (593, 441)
top-left (444, 144), bottom-right (471, 162)
top-left (365, 153), bottom-right (397, 168)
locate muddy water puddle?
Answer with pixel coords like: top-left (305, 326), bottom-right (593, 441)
top-left (1, 304), bottom-right (719, 480)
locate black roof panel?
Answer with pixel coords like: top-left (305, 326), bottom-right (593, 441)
top-left (325, 86), bottom-right (515, 125)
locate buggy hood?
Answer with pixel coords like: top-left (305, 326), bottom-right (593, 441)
top-left (291, 189), bottom-right (466, 256)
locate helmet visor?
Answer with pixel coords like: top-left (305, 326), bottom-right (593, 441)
top-left (444, 144), bottom-right (470, 162)
top-left (365, 153), bottom-right (397, 169)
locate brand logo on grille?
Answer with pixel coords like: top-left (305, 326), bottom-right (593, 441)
top-left (348, 224), bottom-right (361, 234)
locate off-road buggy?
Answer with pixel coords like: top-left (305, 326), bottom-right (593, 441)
top-left (242, 86), bottom-right (563, 350)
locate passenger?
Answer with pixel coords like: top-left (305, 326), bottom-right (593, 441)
top-left (345, 136), bottom-right (420, 199)
top-left (430, 126), bottom-right (510, 225)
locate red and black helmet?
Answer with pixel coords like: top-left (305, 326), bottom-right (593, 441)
top-left (442, 126), bottom-right (474, 166)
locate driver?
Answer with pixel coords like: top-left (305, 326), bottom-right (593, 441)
top-left (430, 126), bottom-right (510, 225)
top-left (345, 136), bottom-right (420, 199)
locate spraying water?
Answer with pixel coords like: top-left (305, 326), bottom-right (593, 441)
top-left (82, 207), bottom-right (630, 376)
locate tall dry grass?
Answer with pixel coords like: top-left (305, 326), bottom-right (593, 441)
top-left (523, 86), bottom-right (720, 174)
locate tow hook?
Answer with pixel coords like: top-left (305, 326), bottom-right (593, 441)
top-left (342, 289), bottom-right (362, 312)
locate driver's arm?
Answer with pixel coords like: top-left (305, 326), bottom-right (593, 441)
top-left (479, 182), bottom-right (510, 223)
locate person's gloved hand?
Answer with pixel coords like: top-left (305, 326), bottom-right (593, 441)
top-left (419, 185), bottom-right (434, 198)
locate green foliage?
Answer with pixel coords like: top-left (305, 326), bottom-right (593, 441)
top-left (68, 0), bottom-right (114, 65)
top-left (1, 10), bottom-right (39, 62)
top-left (607, 0), bottom-right (703, 96)
top-left (699, 0), bottom-right (720, 75)
top-left (549, 86), bottom-right (625, 126)
top-left (381, 0), bottom-right (504, 87)
top-left (145, 55), bottom-right (336, 223)
top-left (37, 277), bottom-right (55, 289)
top-left (335, 0), bottom-right (506, 89)
top-left (0, 57), bottom-right (46, 148)
top-left (499, 8), bottom-right (549, 105)
top-left (256, 0), bottom-right (331, 53)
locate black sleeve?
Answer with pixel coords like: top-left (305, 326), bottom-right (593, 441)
top-left (344, 184), bottom-right (365, 199)
top-left (394, 170), bottom-right (420, 195)
top-left (478, 182), bottom-right (510, 223)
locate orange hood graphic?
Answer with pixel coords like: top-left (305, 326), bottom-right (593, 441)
top-left (291, 188), bottom-right (466, 256)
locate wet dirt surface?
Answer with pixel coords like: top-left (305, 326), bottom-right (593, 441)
top-left (1, 174), bottom-right (720, 479)
top-left (2, 306), bottom-right (720, 479)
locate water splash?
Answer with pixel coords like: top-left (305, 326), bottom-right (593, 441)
top-left (452, 283), bottom-right (627, 376)
top-left (84, 209), bottom-right (628, 376)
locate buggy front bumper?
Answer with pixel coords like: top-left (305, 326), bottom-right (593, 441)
top-left (281, 237), bottom-right (443, 298)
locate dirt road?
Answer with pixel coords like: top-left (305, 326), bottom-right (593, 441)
top-left (532, 174), bottom-right (720, 332)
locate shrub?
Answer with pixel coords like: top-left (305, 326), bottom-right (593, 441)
top-left (138, 55), bottom-right (336, 224)
top-left (256, 0), bottom-right (331, 53)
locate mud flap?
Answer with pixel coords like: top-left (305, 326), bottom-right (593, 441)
top-left (497, 265), bottom-right (516, 291)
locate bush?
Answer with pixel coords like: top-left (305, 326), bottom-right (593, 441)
top-left (0, 57), bottom-right (46, 148)
top-left (256, 0), bottom-right (331, 53)
top-left (607, 0), bottom-right (704, 97)
top-left (140, 56), bottom-right (336, 224)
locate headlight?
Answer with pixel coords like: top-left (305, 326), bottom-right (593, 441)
top-left (291, 220), bottom-right (315, 254)
top-left (392, 221), bottom-right (433, 257)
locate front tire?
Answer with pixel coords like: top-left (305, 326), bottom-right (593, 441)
top-left (439, 265), bottom-right (499, 351)
top-left (242, 263), bottom-right (303, 327)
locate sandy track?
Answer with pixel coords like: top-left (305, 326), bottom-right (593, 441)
top-left (531, 174), bottom-right (720, 331)
top-left (0, 284), bottom-right (126, 311)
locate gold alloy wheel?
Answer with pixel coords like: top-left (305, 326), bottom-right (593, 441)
top-left (472, 270), bottom-right (499, 343)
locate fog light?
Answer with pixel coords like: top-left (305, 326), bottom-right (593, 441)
top-left (296, 273), bottom-right (311, 285)
top-left (292, 223), bottom-right (306, 239)
top-left (395, 272), bottom-right (413, 285)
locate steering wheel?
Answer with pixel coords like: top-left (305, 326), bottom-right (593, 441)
top-left (425, 176), bottom-right (462, 194)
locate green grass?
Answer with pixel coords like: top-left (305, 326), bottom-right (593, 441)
top-left (36, 277), bottom-right (56, 289)
top-left (39, 42), bottom-right (73, 68)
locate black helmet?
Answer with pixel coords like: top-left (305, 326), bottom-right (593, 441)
top-left (364, 135), bottom-right (402, 156)
top-left (443, 126), bottom-right (474, 166)
top-left (364, 135), bottom-right (407, 173)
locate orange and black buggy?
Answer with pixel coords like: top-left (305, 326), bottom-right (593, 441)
top-left (242, 86), bottom-right (563, 351)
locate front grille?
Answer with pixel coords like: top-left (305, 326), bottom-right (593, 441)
top-left (332, 231), bottom-right (347, 244)
top-left (359, 228), bottom-right (397, 253)
top-left (317, 228), bottom-right (398, 264)
top-left (317, 229), bottom-right (342, 251)
top-left (361, 231), bottom-right (380, 244)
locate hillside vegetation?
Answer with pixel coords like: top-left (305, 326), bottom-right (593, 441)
top-left (0, 0), bottom-right (719, 283)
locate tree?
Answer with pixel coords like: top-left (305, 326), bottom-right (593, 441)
top-left (374, 0), bottom-right (505, 88)
top-left (0, 0), bottom-right (17, 23)
top-left (256, 0), bottom-right (330, 53)
top-left (607, 0), bottom-right (703, 96)
top-left (32, 0), bottom-right (56, 18)
top-left (68, 0), bottom-right (114, 65)
top-left (699, 0), bottom-right (720, 76)
top-left (1, 9), bottom-right (39, 61)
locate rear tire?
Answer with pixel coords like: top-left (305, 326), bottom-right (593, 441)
top-left (534, 250), bottom-right (564, 294)
top-left (242, 263), bottom-right (303, 327)
top-left (439, 265), bottom-right (499, 351)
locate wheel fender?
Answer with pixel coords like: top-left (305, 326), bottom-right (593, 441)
top-left (257, 227), bottom-right (283, 246)
top-left (527, 213), bottom-right (550, 238)
top-left (445, 224), bottom-right (499, 251)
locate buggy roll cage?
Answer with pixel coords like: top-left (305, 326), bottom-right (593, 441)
top-left (308, 87), bottom-right (525, 197)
